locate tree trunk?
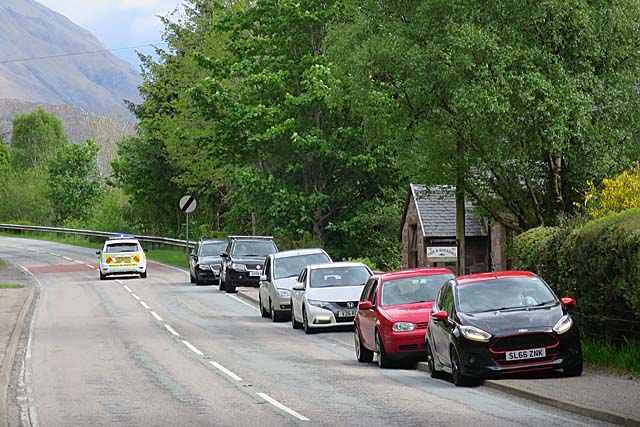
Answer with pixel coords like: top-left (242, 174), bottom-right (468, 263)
top-left (547, 153), bottom-right (565, 214)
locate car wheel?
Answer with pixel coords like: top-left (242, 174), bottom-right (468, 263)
top-left (376, 331), bottom-right (393, 368)
top-left (218, 276), bottom-right (225, 291)
top-left (303, 308), bottom-right (314, 334)
top-left (190, 272), bottom-right (196, 284)
top-left (259, 295), bottom-right (269, 318)
top-left (225, 280), bottom-right (237, 293)
top-left (563, 361), bottom-right (583, 377)
top-left (355, 328), bottom-right (374, 363)
top-left (451, 347), bottom-right (473, 387)
top-left (270, 300), bottom-right (280, 322)
top-left (99, 271), bottom-right (106, 280)
top-left (140, 271), bottom-right (147, 279)
top-left (426, 341), bottom-right (444, 379)
top-left (292, 306), bottom-right (302, 329)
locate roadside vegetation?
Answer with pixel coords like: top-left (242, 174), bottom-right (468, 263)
top-left (0, 284), bottom-right (24, 289)
top-left (2, 1), bottom-right (640, 374)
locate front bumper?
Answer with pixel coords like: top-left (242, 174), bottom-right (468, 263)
top-left (227, 270), bottom-right (262, 287)
top-left (382, 328), bottom-right (429, 359)
top-left (196, 265), bottom-right (220, 282)
top-left (305, 304), bottom-right (356, 328)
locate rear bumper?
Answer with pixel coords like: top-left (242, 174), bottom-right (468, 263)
top-left (101, 263), bottom-right (146, 276)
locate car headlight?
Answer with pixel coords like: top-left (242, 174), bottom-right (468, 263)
top-left (307, 299), bottom-right (329, 308)
top-left (459, 325), bottom-right (492, 342)
top-left (231, 263), bottom-right (247, 271)
top-left (553, 315), bottom-right (573, 334)
top-left (392, 322), bottom-right (416, 332)
top-left (277, 288), bottom-right (291, 298)
top-left (198, 264), bottom-right (210, 271)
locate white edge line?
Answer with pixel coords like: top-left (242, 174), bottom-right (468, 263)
top-left (123, 285), bottom-right (132, 293)
top-left (164, 324), bottom-right (180, 336)
top-left (209, 361), bottom-right (243, 382)
top-left (62, 256), bottom-right (72, 261)
top-left (27, 248), bottom-right (39, 252)
top-left (150, 311), bottom-right (163, 321)
top-left (227, 294), bottom-right (260, 313)
top-left (256, 393), bottom-right (309, 421)
top-left (131, 293), bottom-right (141, 300)
top-left (73, 260), bottom-right (84, 264)
top-left (116, 280), bottom-right (123, 284)
top-left (181, 340), bottom-right (204, 356)
top-left (140, 301), bottom-right (151, 310)
top-left (49, 252), bottom-right (60, 256)
top-left (19, 266), bottom-right (33, 276)
top-left (86, 265), bottom-right (95, 269)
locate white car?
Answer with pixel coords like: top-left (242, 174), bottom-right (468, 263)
top-left (291, 262), bottom-right (373, 334)
top-left (258, 248), bottom-right (332, 322)
top-left (97, 236), bottom-right (147, 280)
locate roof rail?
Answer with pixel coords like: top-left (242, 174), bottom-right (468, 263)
top-left (229, 235), bottom-right (274, 240)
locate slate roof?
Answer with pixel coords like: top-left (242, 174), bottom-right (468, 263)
top-left (403, 184), bottom-right (487, 238)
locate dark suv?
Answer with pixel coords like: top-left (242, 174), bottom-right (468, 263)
top-left (189, 239), bottom-right (228, 286)
top-left (219, 236), bottom-right (278, 293)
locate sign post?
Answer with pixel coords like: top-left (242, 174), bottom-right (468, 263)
top-left (179, 195), bottom-right (197, 253)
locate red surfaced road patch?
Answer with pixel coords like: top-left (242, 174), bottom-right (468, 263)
top-left (28, 264), bottom-right (98, 274)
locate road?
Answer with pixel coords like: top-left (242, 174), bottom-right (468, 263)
top-left (0, 236), bottom-right (610, 427)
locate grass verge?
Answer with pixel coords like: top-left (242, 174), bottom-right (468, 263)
top-left (0, 284), bottom-right (24, 289)
top-left (582, 336), bottom-right (640, 376)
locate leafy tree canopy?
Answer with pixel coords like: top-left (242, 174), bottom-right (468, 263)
top-left (11, 108), bottom-right (68, 170)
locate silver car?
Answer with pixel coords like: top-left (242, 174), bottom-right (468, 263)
top-left (258, 248), bottom-right (332, 322)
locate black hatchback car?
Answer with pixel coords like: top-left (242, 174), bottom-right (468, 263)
top-left (189, 239), bottom-right (228, 285)
top-left (426, 271), bottom-right (583, 386)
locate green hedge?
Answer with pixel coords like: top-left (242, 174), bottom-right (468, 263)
top-left (508, 209), bottom-right (640, 342)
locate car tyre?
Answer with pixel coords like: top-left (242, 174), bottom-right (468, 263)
top-left (376, 331), bottom-right (393, 368)
top-left (292, 307), bottom-right (302, 329)
top-left (303, 308), bottom-right (314, 334)
top-left (563, 361), bottom-right (583, 377)
top-left (355, 328), bottom-right (374, 363)
top-left (99, 271), bottom-right (106, 280)
top-left (426, 341), bottom-right (444, 379)
top-left (218, 276), bottom-right (225, 292)
top-left (451, 347), bottom-right (474, 387)
top-left (270, 300), bottom-right (281, 322)
top-left (140, 271), bottom-right (147, 279)
top-left (259, 295), bottom-right (269, 318)
top-left (225, 280), bottom-right (237, 293)
top-left (190, 273), bottom-right (196, 284)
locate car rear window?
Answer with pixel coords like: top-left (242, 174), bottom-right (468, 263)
top-left (309, 266), bottom-right (370, 288)
top-left (105, 243), bottom-right (140, 253)
top-left (381, 274), bottom-right (454, 307)
top-left (457, 277), bottom-right (557, 313)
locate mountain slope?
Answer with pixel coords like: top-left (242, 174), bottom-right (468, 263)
top-left (0, 0), bottom-right (141, 111)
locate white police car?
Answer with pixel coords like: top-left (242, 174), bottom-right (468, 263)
top-left (97, 235), bottom-right (147, 280)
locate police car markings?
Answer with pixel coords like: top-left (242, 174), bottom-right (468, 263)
top-left (123, 285), bottom-right (132, 293)
top-left (150, 311), bottom-right (163, 321)
top-left (140, 301), bottom-right (151, 310)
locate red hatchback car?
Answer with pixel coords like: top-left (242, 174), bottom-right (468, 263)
top-left (354, 268), bottom-right (455, 368)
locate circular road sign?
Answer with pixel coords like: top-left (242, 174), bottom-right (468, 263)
top-left (179, 195), bottom-right (197, 213)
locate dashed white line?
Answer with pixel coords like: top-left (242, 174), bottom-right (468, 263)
top-left (73, 260), bottom-right (84, 264)
top-left (181, 340), bottom-right (204, 356)
top-left (62, 256), bottom-right (72, 261)
top-left (19, 266), bottom-right (33, 276)
top-left (164, 325), bottom-right (180, 337)
top-left (140, 301), bottom-right (151, 310)
top-left (209, 361), bottom-right (243, 382)
top-left (27, 248), bottom-right (40, 253)
top-left (86, 265), bottom-right (95, 269)
top-left (116, 280), bottom-right (123, 284)
top-left (123, 285), bottom-right (132, 293)
top-left (131, 293), bottom-right (141, 301)
top-left (49, 252), bottom-right (60, 257)
top-left (150, 311), bottom-right (163, 321)
top-left (227, 294), bottom-right (260, 313)
top-left (256, 393), bottom-right (309, 421)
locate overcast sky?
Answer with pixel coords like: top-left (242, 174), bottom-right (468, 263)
top-left (37, 0), bottom-right (182, 70)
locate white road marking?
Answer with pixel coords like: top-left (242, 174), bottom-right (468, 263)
top-left (123, 285), bottom-right (132, 293)
top-left (19, 266), bottom-right (33, 276)
top-left (181, 340), bottom-right (204, 356)
top-left (256, 393), bottom-right (309, 421)
top-left (131, 293), bottom-right (141, 300)
top-left (86, 265), bottom-right (95, 269)
top-left (62, 256), bottom-right (72, 261)
top-left (116, 280), bottom-right (123, 284)
top-left (164, 325), bottom-right (180, 337)
top-left (49, 252), bottom-right (60, 257)
top-left (209, 361), bottom-right (243, 382)
top-left (140, 301), bottom-right (151, 310)
top-left (73, 260), bottom-right (84, 264)
top-left (150, 311), bottom-right (163, 321)
top-left (27, 248), bottom-right (40, 253)
top-left (227, 294), bottom-right (260, 313)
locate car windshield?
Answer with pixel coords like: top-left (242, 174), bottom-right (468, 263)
top-left (274, 253), bottom-right (331, 279)
top-left (381, 274), bottom-right (454, 307)
top-left (457, 277), bottom-right (557, 313)
top-left (309, 266), bottom-right (370, 288)
top-left (200, 242), bottom-right (227, 256)
top-left (232, 240), bottom-right (277, 257)
top-left (105, 242), bottom-right (139, 253)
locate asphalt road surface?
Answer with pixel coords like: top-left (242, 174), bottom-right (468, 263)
top-left (0, 237), bottom-right (611, 427)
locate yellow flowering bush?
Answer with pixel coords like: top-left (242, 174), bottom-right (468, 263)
top-left (583, 168), bottom-right (640, 218)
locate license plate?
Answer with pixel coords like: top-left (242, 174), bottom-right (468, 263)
top-left (337, 310), bottom-right (357, 317)
top-left (249, 271), bottom-right (261, 277)
top-left (116, 257), bottom-right (130, 263)
top-left (506, 347), bottom-right (546, 361)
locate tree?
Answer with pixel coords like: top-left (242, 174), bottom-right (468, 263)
top-left (11, 108), bottom-right (68, 170)
top-left (583, 167), bottom-right (640, 218)
top-left (0, 143), bottom-right (10, 174)
top-left (47, 139), bottom-right (102, 224)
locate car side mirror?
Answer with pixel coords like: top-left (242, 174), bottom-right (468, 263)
top-left (260, 275), bottom-right (267, 281)
top-left (220, 252), bottom-right (229, 258)
top-left (431, 310), bottom-right (448, 321)
top-left (358, 301), bottom-right (373, 310)
top-left (190, 250), bottom-right (195, 257)
top-left (96, 250), bottom-right (101, 255)
top-left (561, 297), bottom-right (576, 307)
top-left (292, 283), bottom-right (304, 291)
